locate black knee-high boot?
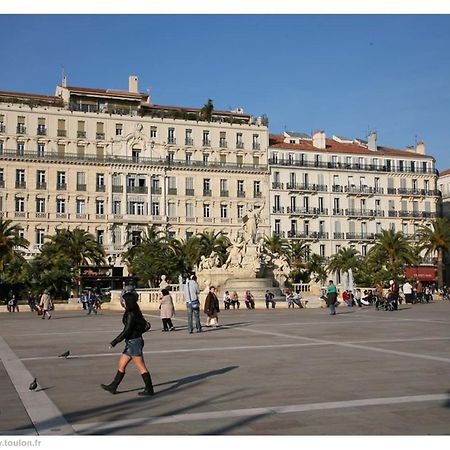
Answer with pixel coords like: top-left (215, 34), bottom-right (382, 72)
top-left (101, 370), bottom-right (125, 394)
top-left (138, 372), bottom-right (154, 396)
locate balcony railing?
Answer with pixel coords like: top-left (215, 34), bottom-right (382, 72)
top-left (37, 127), bottom-right (47, 136)
top-left (398, 188), bottom-right (440, 197)
top-left (344, 185), bottom-right (383, 195)
top-left (57, 129), bottom-right (67, 137)
top-left (269, 157), bottom-right (438, 175)
top-left (185, 138), bottom-right (193, 145)
top-left (15, 181), bottom-right (26, 189)
top-left (77, 131), bottom-right (86, 138)
top-left (219, 140), bottom-right (227, 148)
top-left (96, 184), bottom-right (106, 192)
top-left (112, 185), bottom-right (123, 193)
top-left (0, 180), bottom-right (5, 188)
top-left (288, 231), bottom-right (329, 240)
top-left (96, 132), bottom-right (105, 140)
top-left (272, 207), bottom-right (285, 213)
top-left (272, 182), bottom-right (284, 189)
top-left (203, 189), bottom-right (212, 197)
top-left (237, 191), bottom-right (246, 197)
top-left (334, 232), bottom-right (345, 239)
top-left (16, 125), bottom-right (26, 134)
top-left (252, 143), bottom-right (260, 150)
top-left (167, 137), bottom-right (176, 144)
top-left (236, 142), bottom-right (244, 149)
top-left (36, 182), bottom-right (47, 190)
top-left (126, 186), bottom-right (148, 194)
top-left (56, 183), bottom-right (67, 190)
top-left (287, 183), bottom-right (328, 192)
top-left (77, 183), bottom-right (87, 191)
top-left (202, 139), bottom-right (211, 147)
top-left (220, 190), bottom-right (229, 197)
top-left (345, 208), bottom-right (376, 217)
top-left (346, 232), bottom-right (376, 241)
top-left (185, 188), bottom-right (194, 196)
top-left (151, 187), bottom-right (162, 195)
top-left (0, 147), bottom-right (268, 173)
top-left (168, 188), bottom-right (177, 195)
top-left (0, 124), bottom-right (5, 133)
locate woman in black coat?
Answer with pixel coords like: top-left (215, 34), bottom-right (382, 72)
top-left (204, 285), bottom-right (220, 327)
top-left (101, 287), bottom-right (154, 396)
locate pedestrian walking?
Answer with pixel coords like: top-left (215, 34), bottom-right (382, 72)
top-left (326, 279), bottom-right (338, 315)
top-left (204, 286), bottom-right (220, 327)
top-left (87, 290), bottom-right (98, 315)
top-left (183, 275), bottom-right (202, 334)
top-left (39, 290), bottom-right (52, 319)
top-left (27, 291), bottom-right (37, 312)
top-left (160, 288), bottom-right (175, 331)
top-left (101, 286), bottom-right (154, 396)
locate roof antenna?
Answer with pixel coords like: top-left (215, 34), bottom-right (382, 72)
top-left (61, 65), bottom-right (67, 87)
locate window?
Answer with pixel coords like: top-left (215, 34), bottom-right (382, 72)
top-left (56, 198), bottom-right (66, 214)
top-left (202, 130), bottom-right (210, 146)
top-left (96, 173), bottom-right (105, 191)
top-left (168, 202), bottom-right (176, 217)
top-left (220, 179), bottom-right (228, 196)
top-left (219, 132), bottom-right (227, 148)
top-left (168, 128), bottom-right (175, 144)
top-left (0, 168), bottom-right (4, 187)
top-left (132, 149), bottom-right (140, 163)
top-left (253, 181), bottom-right (261, 197)
top-left (274, 219), bottom-right (281, 235)
top-left (252, 134), bottom-right (260, 150)
top-left (37, 170), bottom-right (46, 188)
top-left (76, 172), bottom-right (86, 190)
top-left (203, 153), bottom-right (209, 164)
top-left (220, 204), bottom-right (228, 218)
top-left (96, 200), bottom-right (105, 215)
top-left (17, 116), bottom-right (26, 134)
top-left (203, 179), bottom-right (211, 196)
top-left (96, 230), bottom-right (104, 245)
top-left (76, 199), bottom-right (86, 214)
top-left (0, 140), bottom-right (3, 155)
top-left (237, 204), bottom-right (244, 219)
top-left (57, 119), bottom-right (66, 136)
top-left (16, 169), bottom-right (26, 188)
top-left (130, 231), bottom-right (141, 246)
top-left (236, 155), bottom-right (243, 166)
top-left (151, 202), bottom-right (160, 216)
top-left (113, 200), bottom-right (121, 214)
top-left (36, 229), bottom-right (45, 246)
top-left (203, 203), bottom-right (210, 218)
top-left (37, 143), bottom-right (45, 157)
top-left (150, 126), bottom-right (157, 138)
top-left (36, 198), bottom-right (46, 213)
top-left (77, 121), bottom-right (86, 138)
top-left (77, 145), bottom-right (85, 158)
top-left (274, 195), bottom-right (280, 211)
top-left (318, 197), bottom-right (324, 212)
top-left (129, 201), bottom-right (145, 215)
top-left (57, 171), bottom-right (66, 189)
top-left (185, 152), bottom-right (192, 164)
top-left (17, 142), bottom-right (24, 156)
top-left (236, 133), bottom-right (243, 148)
top-left (185, 129), bottom-right (193, 145)
top-left (186, 203), bottom-right (194, 218)
top-left (96, 122), bottom-right (105, 139)
top-left (115, 123), bottom-right (123, 136)
top-left (320, 244), bottom-right (325, 257)
top-left (237, 180), bottom-right (245, 194)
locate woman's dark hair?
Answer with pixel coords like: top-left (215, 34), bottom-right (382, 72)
top-left (161, 288), bottom-right (169, 296)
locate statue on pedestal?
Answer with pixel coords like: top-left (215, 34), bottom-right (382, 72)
top-left (242, 202), bottom-right (265, 245)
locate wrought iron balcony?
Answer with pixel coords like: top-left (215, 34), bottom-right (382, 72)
top-left (77, 131), bottom-right (86, 138)
top-left (57, 129), bottom-right (67, 137)
top-left (126, 186), bottom-right (148, 194)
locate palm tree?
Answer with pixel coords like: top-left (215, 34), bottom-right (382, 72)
top-left (263, 234), bottom-right (288, 256)
top-left (285, 240), bottom-right (310, 282)
top-left (0, 219), bottom-right (29, 272)
top-left (417, 218), bottom-right (450, 288)
top-left (45, 228), bottom-right (105, 267)
top-left (327, 247), bottom-right (362, 276)
top-left (194, 230), bottom-right (230, 267)
top-left (367, 229), bottom-right (416, 281)
top-left (305, 253), bottom-right (327, 284)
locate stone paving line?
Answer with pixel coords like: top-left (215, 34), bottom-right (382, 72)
top-left (71, 393), bottom-right (450, 434)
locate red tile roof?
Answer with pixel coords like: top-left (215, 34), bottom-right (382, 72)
top-left (439, 169), bottom-right (450, 176)
top-left (269, 133), bottom-right (434, 160)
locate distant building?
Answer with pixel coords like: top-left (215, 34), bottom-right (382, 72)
top-left (268, 130), bottom-right (439, 276)
top-left (437, 169), bottom-right (450, 218)
top-left (0, 76), bottom-right (269, 273)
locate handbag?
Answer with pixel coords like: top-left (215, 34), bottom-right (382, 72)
top-left (190, 299), bottom-right (200, 309)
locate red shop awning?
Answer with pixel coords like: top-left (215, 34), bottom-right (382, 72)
top-left (404, 266), bottom-right (437, 282)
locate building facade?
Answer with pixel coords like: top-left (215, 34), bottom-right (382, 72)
top-left (0, 76), bottom-right (269, 269)
top-left (269, 131), bottom-right (439, 261)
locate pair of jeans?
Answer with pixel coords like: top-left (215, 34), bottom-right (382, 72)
top-left (329, 301), bottom-right (337, 315)
top-left (186, 303), bottom-right (202, 332)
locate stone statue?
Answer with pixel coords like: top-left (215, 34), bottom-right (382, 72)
top-left (223, 236), bottom-right (246, 269)
top-left (159, 274), bottom-right (169, 290)
top-left (242, 202), bottom-right (265, 244)
top-left (198, 251), bottom-right (220, 272)
top-left (272, 253), bottom-right (291, 289)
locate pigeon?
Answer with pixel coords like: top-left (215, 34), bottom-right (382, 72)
top-left (58, 350), bottom-right (70, 358)
top-left (29, 378), bottom-right (37, 391)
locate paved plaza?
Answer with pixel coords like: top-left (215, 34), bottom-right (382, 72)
top-left (1, 301), bottom-right (450, 436)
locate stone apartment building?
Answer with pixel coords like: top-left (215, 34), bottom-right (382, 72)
top-left (0, 76), bottom-right (269, 270)
top-left (268, 130), bottom-right (439, 262)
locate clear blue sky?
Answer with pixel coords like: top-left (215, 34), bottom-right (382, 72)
top-left (1, 14), bottom-right (449, 170)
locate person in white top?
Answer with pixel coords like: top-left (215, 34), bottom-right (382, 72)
top-left (183, 275), bottom-right (202, 334)
top-left (402, 281), bottom-right (413, 304)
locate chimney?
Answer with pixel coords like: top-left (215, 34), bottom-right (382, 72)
top-left (312, 130), bottom-right (326, 149)
top-left (416, 140), bottom-right (426, 155)
top-left (129, 75), bottom-right (138, 93)
top-left (368, 131), bottom-right (377, 151)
